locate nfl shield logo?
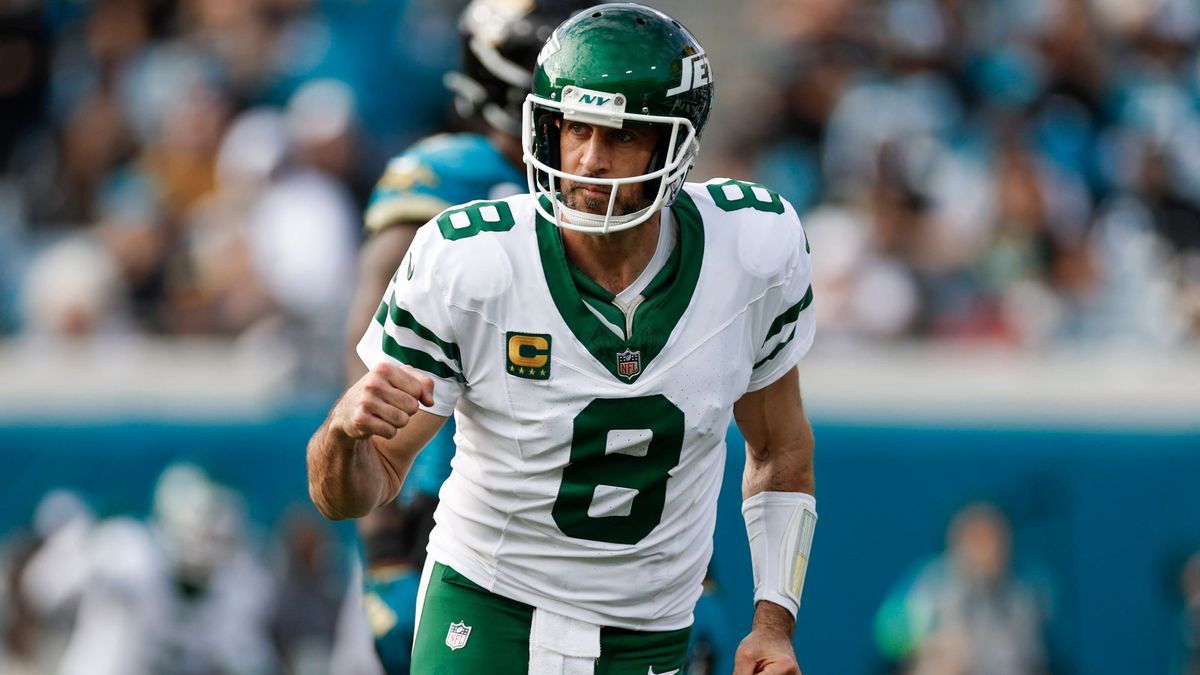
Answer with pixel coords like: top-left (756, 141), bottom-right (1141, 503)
top-left (617, 348), bottom-right (641, 379)
top-left (445, 621), bottom-right (471, 651)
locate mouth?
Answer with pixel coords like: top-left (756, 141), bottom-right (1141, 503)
top-left (574, 184), bottom-right (611, 199)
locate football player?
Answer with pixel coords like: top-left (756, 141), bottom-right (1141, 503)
top-left (313, 4), bottom-right (818, 674)
top-left (343, 1), bottom-right (592, 672)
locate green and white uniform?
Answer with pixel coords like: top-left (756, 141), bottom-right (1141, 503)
top-left (358, 178), bottom-right (814, 632)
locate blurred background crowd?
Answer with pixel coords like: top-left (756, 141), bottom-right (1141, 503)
top-left (0, 0), bottom-right (462, 390)
top-left (722, 0), bottom-right (1200, 348)
top-left (0, 463), bottom-right (365, 675)
top-left (1, 0), bottom-right (1198, 673)
top-left (2, 0), bottom-right (1199, 390)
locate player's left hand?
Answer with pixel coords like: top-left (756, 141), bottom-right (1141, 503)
top-left (732, 603), bottom-right (801, 674)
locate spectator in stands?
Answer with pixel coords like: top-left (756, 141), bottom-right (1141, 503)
top-left (874, 502), bottom-right (1052, 675)
top-left (5, 0), bottom-right (1200, 350)
top-left (11, 491), bottom-right (96, 674)
top-left (0, 491), bottom-right (97, 674)
top-left (19, 234), bottom-right (132, 340)
top-left (57, 463), bottom-right (277, 675)
top-left (270, 511), bottom-right (347, 674)
top-left (1, 533), bottom-right (41, 675)
top-left (719, 0), bottom-right (1200, 348)
top-left (1179, 550), bottom-right (1200, 675)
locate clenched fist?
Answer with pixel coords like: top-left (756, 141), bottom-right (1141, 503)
top-left (734, 603), bottom-right (801, 675)
top-left (330, 362), bottom-right (435, 440)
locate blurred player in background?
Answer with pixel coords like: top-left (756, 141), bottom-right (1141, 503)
top-left (311, 4), bottom-right (819, 673)
top-left (58, 464), bottom-right (276, 675)
top-left (1178, 551), bottom-right (1200, 675)
top-left (873, 502), bottom-right (1051, 675)
top-left (341, 1), bottom-right (592, 671)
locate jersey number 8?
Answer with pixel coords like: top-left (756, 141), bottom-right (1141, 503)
top-left (552, 396), bottom-right (684, 545)
top-left (707, 179), bottom-right (785, 214)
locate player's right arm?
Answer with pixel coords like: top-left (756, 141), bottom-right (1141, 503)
top-left (315, 214), bottom-right (464, 521)
top-left (307, 363), bottom-right (447, 520)
top-left (344, 225), bottom-right (421, 385)
top-left (345, 146), bottom-right (461, 385)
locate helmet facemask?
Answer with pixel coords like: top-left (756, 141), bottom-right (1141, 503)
top-left (522, 86), bottom-right (699, 235)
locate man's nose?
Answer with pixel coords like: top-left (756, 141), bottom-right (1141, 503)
top-left (578, 133), bottom-right (611, 174)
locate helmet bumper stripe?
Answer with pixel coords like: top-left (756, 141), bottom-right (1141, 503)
top-left (467, 37), bottom-right (533, 89)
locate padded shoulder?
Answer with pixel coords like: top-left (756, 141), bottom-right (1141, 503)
top-left (682, 178), bottom-right (809, 282)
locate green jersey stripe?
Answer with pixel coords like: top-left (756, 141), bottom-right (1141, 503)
top-left (754, 323), bottom-right (799, 370)
top-left (378, 294), bottom-right (463, 370)
top-left (381, 332), bottom-right (466, 383)
top-left (761, 285), bottom-right (813, 347)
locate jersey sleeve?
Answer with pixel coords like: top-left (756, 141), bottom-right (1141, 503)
top-left (357, 223), bottom-right (464, 416)
top-left (746, 203), bottom-right (815, 392)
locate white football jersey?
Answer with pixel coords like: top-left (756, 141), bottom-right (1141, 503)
top-left (358, 178), bottom-right (814, 631)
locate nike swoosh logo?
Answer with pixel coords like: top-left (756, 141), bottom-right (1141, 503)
top-left (647, 668), bottom-right (679, 675)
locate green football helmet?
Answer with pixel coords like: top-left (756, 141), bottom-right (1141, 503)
top-left (522, 3), bottom-right (714, 233)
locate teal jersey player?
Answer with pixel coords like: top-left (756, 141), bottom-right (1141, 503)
top-left (363, 133), bottom-right (524, 506)
top-left (362, 567), bottom-right (420, 674)
top-left (364, 134), bottom-right (525, 237)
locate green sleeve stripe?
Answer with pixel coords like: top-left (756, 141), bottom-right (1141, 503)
top-left (373, 300), bottom-right (388, 325)
top-left (754, 323), bottom-right (798, 370)
top-left (381, 333), bottom-right (465, 383)
top-left (761, 285), bottom-right (813, 347)
top-left (385, 295), bottom-right (462, 369)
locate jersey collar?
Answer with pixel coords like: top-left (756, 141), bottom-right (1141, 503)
top-left (535, 190), bottom-right (704, 384)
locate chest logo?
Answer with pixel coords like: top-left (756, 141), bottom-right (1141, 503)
top-left (445, 620), bottom-right (471, 650)
top-left (617, 348), bottom-right (641, 380)
top-left (507, 332), bottom-right (551, 380)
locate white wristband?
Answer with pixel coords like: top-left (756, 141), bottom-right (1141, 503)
top-left (742, 491), bottom-right (818, 618)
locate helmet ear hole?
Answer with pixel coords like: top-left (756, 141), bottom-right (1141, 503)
top-left (641, 125), bottom-right (671, 199)
top-left (535, 109), bottom-right (563, 191)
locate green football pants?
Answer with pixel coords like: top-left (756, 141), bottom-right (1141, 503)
top-left (412, 561), bottom-right (691, 674)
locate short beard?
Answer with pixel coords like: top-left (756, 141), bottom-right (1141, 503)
top-left (561, 179), bottom-right (650, 216)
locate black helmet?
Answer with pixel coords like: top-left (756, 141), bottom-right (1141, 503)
top-left (445, 0), bottom-right (593, 135)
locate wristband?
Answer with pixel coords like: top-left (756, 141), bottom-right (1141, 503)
top-left (742, 491), bottom-right (817, 618)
